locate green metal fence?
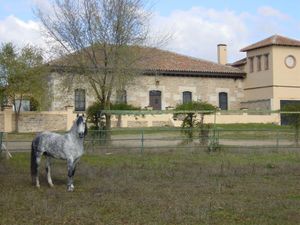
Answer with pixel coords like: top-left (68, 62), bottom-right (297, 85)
top-left (82, 109), bottom-right (300, 153)
top-left (84, 127), bottom-right (299, 154)
top-left (3, 108), bottom-right (300, 153)
top-left (1, 127), bottom-right (299, 153)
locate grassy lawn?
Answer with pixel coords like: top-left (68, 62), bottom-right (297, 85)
top-left (1, 150), bottom-right (300, 225)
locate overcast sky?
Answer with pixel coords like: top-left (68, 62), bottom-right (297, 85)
top-left (0, 0), bottom-right (300, 63)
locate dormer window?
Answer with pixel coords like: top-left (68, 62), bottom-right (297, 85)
top-left (116, 90), bottom-right (127, 104)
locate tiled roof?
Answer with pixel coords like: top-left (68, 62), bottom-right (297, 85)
top-left (241, 35), bottom-right (300, 52)
top-left (136, 47), bottom-right (244, 76)
top-left (231, 58), bottom-right (247, 67)
top-left (50, 46), bottom-right (245, 78)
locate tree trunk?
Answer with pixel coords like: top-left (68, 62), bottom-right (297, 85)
top-left (13, 99), bottom-right (22, 133)
top-left (105, 114), bottom-right (112, 144)
top-left (14, 112), bottom-right (19, 133)
top-left (117, 115), bottom-right (122, 128)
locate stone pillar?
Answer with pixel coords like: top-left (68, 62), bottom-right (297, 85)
top-left (3, 106), bottom-right (13, 132)
top-left (242, 108), bottom-right (248, 116)
top-left (65, 106), bottom-right (75, 130)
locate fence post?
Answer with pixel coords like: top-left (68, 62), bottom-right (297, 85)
top-left (141, 129), bottom-right (144, 154)
top-left (276, 129), bottom-right (279, 151)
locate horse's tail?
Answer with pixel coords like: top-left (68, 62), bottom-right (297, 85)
top-left (30, 138), bottom-right (38, 180)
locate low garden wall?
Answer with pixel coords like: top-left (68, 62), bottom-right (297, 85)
top-left (0, 106), bottom-right (76, 133)
top-left (0, 107), bottom-right (281, 133)
top-left (17, 112), bottom-right (68, 133)
top-left (111, 112), bottom-right (281, 128)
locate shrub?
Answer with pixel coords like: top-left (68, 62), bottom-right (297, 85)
top-left (174, 101), bottom-right (217, 149)
top-left (86, 102), bottom-right (104, 129)
top-left (86, 102), bottom-right (140, 128)
top-left (281, 103), bottom-right (300, 146)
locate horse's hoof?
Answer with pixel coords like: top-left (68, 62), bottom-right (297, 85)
top-left (36, 184), bottom-right (40, 188)
top-left (49, 183), bottom-right (54, 188)
top-left (67, 184), bottom-right (74, 192)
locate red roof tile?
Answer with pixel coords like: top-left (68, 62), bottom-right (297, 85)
top-left (241, 35), bottom-right (300, 52)
top-left (137, 47), bottom-right (244, 75)
top-left (51, 46), bottom-right (245, 78)
top-left (231, 58), bottom-right (246, 67)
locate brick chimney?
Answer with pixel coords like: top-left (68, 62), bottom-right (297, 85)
top-left (217, 44), bottom-right (227, 65)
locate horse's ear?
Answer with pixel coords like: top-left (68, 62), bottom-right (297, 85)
top-left (83, 114), bottom-right (85, 117)
top-left (77, 113), bottom-right (79, 118)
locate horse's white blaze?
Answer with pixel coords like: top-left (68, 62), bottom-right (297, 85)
top-left (78, 123), bottom-right (85, 135)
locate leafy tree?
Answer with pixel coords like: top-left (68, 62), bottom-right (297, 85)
top-left (0, 43), bottom-right (48, 131)
top-left (174, 101), bottom-right (216, 145)
top-left (0, 87), bottom-right (6, 110)
top-left (281, 104), bottom-right (300, 146)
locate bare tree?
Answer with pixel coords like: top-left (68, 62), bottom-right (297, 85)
top-left (35, 0), bottom-right (156, 133)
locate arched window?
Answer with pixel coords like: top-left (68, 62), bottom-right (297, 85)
top-left (219, 92), bottom-right (228, 110)
top-left (182, 91), bottom-right (192, 104)
top-left (74, 89), bottom-right (86, 111)
top-left (149, 90), bottom-right (161, 110)
top-left (116, 90), bottom-right (127, 104)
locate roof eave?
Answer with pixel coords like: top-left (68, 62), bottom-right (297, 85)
top-left (241, 44), bottom-right (300, 52)
top-left (49, 65), bottom-right (246, 79)
top-left (143, 69), bottom-right (246, 79)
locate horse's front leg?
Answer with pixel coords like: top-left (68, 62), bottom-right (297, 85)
top-left (46, 156), bottom-right (54, 187)
top-left (67, 158), bottom-right (79, 191)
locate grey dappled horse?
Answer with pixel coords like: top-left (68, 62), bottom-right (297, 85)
top-left (31, 115), bottom-right (87, 191)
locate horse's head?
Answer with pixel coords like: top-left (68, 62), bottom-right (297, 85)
top-left (76, 114), bottom-right (88, 138)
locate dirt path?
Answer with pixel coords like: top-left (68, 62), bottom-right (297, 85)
top-left (4, 135), bottom-right (296, 153)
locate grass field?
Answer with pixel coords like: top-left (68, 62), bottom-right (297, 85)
top-left (1, 150), bottom-right (300, 225)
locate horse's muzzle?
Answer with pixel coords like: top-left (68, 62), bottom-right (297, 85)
top-left (79, 133), bottom-right (85, 138)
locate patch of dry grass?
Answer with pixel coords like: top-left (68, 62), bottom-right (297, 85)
top-left (1, 150), bottom-right (300, 225)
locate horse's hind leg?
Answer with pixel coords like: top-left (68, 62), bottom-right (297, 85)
top-left (31, 138), bottom-right (42, 188)
top-left (34, 154), bottom-right (42, 188)
top-left (46, 156), bottom-right (54, 187)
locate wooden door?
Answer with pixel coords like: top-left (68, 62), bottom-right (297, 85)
top-left (149, 90), bottom-right (161, 110)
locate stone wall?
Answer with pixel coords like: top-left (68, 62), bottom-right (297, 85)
top-left (241, 99), bottom-right (271, 110)
top-left (17, 113), bottom-right (68, 133)
top-left (111, 112), bottom-right (280, 127)
top-left (49, 73), bottom-right (97, 111)
top-left (128, 75), bottom-right (244, 110)
top-left (49, 73), bottom-right (245, 111)
top-left (0, 106), bottom-right (76, 133)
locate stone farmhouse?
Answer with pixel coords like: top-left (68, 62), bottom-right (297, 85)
top-left (48, 34), bottom-right (300, 113)
top-left (3, 34), bottom-right (300, 132)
